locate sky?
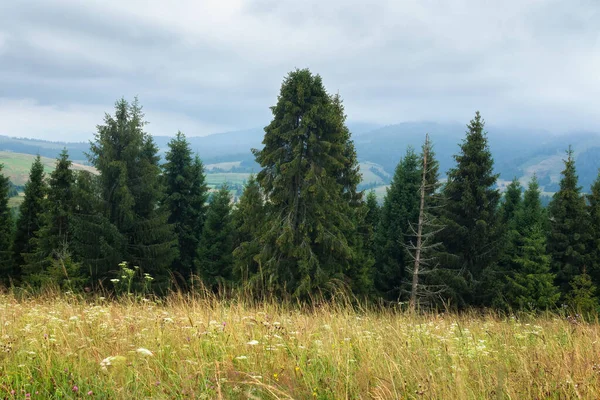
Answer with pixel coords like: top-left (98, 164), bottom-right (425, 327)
top-left (0, 0), bottom-right (599, 141)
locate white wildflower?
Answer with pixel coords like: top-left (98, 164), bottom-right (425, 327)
top-left (136, 348), bottom-right (154, 356)
top-left (247, 340), bottom-right (259, 346)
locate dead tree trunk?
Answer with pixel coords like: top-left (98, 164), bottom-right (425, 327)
top-left (409, 134), bottom-right (429, 312)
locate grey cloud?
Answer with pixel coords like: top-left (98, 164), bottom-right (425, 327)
top-left (0, 0), bottom-right (599, 140)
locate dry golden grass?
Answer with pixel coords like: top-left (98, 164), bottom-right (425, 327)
top-left (1, 291), bottom-right (599, 399)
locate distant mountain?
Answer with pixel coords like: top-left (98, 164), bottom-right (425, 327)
top-left (2, 121), bottom-right (599, 193)
top-left (0, 135), bottom-right (89, 162)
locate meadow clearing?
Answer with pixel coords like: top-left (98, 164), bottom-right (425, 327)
top-left (0, 291), bottom-right (599, 399)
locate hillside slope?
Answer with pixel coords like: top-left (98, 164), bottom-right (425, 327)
top-left (0, 151), bottom-right (95, 186)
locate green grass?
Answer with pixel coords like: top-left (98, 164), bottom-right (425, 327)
top-left (1, 292), bottom-right (599, 399)
top-left (0, 151), bottom-right (95, 186)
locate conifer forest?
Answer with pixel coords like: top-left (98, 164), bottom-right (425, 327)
top-left (1, 68), bottom-right (600, 315)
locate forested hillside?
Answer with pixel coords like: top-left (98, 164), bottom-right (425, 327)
top-left (1, 69), bottom-right (599, 313)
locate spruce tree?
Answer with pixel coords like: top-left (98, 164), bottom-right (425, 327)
top-left (0, 164), bottom-right (13, 283)
top-left (566, 272), bottom-right (598, 317)
top-left (71, 171), bottom-right (124, 283)
top-left (197, 186), bottom-right (234, 291)
top-left (588, 171), bottom-right (600, 286)
top-left (547, 147), bottom-right (590, 296)
top-left (374, 148), bottom-right (421, 301)
top-left (14, 156), bottom-right (48, 278)
top-left (163, 132), bottom-right (208, 285)
top-left (500, 179), bottom-right (522, 227)
top-left (252, 69), bottom-right (358, 299)
top-left (89, 98), bottom-right (177, 288)
top-left (232, 175), bottom-right (265, 290)
top-left (438, 112), bottom-right (501, 306)
top-left (506, 227), bottom-right (559, 311)
top-left (23, 150), bottom-right (77, 285)
top-left (364, 190), bottom-right (380, 264)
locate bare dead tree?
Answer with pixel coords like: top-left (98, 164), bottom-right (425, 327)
top-left (406, 134), bottom-right (447, 312)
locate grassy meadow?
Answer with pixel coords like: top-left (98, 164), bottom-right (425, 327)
top-left (1, 292), bottom-right (599, 399)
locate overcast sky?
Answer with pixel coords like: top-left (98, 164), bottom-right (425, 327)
top-left (0, 0), bottom-right (599, 141)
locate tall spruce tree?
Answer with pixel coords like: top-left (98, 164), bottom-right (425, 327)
top-left (23, 150), bottom-right (77, 283)
top-left (232, 175), bottom-right (265, 290)
top-left (374, 148), bottom-right (421, 301)
top-left (163, 132), bottom-right (208, 285)
top-left (547, 147), bottom-right (590, 296)
top-left (588, 171), bottom-right (600, 287)
top-left (0, 164), bottom-right (13, 283)
top-left (438, 112), bottom-right (501, 307)
top-left (88, 98), bottom-right (177, 288)
top-left (252, 69), bottom-right (358, 299)
top-left (197, 186), bottom-right (234, 291)
top-left (14, 155), bottom-right (48, 278)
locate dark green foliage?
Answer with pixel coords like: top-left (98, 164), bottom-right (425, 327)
top-left (566, 272), bottom-right (598, 317)
top-left (0, 164), bottom-right (14, 283)
top-left (588, 171), bottom-right (600, 286)
top-left (500, 179), bottom-right (522, 227)
top-left (505, 226), bottom-right (559, 310)
top-left (23, 150), bottom-right (79, 286)
top-left (232, 175), bottom-right (265, 291)
top-left (252, 69), bottom-right (358, 299)
top-left (547, 147), bottom-right (590, 296)
top-left (332, 95), bottom-right (374, 297)
top-left (14, 155), bottom-right (48, 279)
top-left (88, 98), bottom-right (177, 288)
top-left (163, 132), bottom-right (209, 285)
top-left (197, 186), bottom-right (234, 291)
top-left (364, 190), bottom-right (379, 263)
top-left (438, 112), bottom-right (501, 306)
top-left (374, 148), bottom-right (420, 300)
top-left (71, 171), bottom-right (124, 284)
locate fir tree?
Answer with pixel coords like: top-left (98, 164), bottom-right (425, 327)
top-left (547, 147), bottom-right (590, 296)
top-left (374, 148), bottom-right (421, 301)
top-left (197, 186), bottom-right (234, 291)
top-left (0, 164), bottom-right (13, 283)
top-left (163, 132), bottom-right (208, 285)
top-left (364, 190), bottom-right (380, 263)
top-left (14, 155), bottom-right (47, 278)
top-left (252, 69), bottom-right (358, 299)
top-left (588, 171), bottom-right (600, 286)
top-left (499, 176), bottom-right (559, 310)
top-left (23, 150), bottom-right (77, 285)
top-left (438, 112), bottom-right (501, 306)
top-left (232, 175), bottom-right (265, 291)
top-left (493, 178), bottom-right (523, 307)
top-left (500, 179), bottom-right (522, 227)
top-left (506, 226), bottom-right (560, 310)
top-left (89, 98), bottom-right (177, 288)
top-left (71, 171), bottom-right (124, 284)
top-left (566, 272), bottom-right (598, 317)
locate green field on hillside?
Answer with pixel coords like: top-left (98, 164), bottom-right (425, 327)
top-left (0, 151), bottom-right (95, 186)
top-left (205, 172), bottom-right (252, 188)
